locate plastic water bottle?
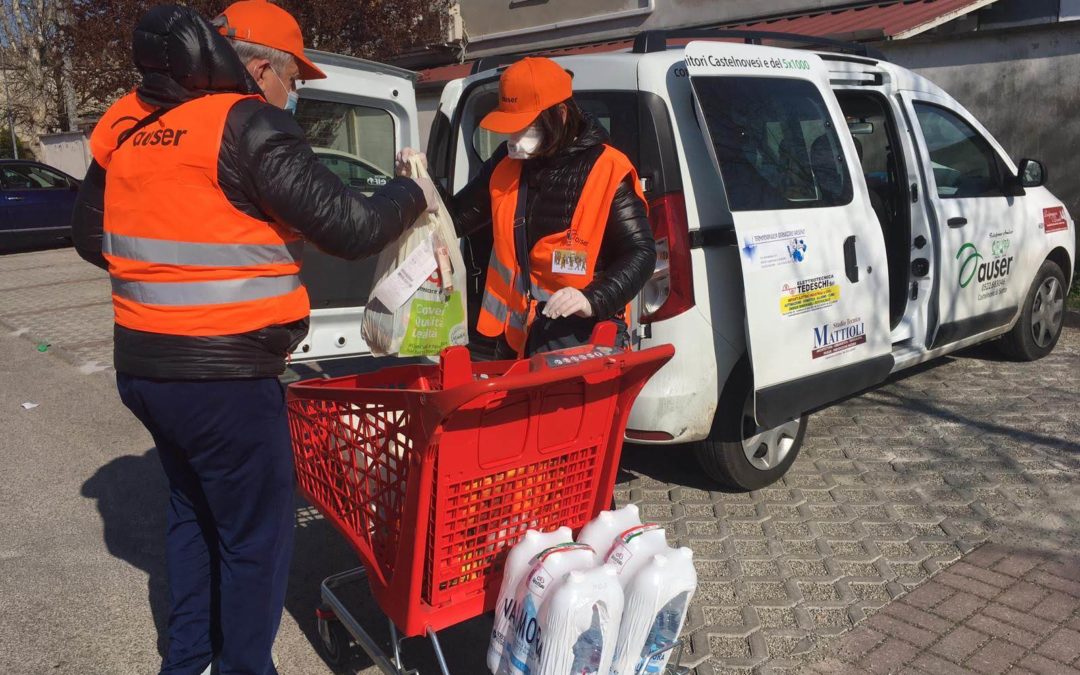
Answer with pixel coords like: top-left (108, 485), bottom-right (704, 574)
top-left (528, 564), bottom-right (624, 675)
top-left (610, 547), bottom-right (697, 675)
top-left (488, 528), bottom-right (574, 674)
top-left (605, 523), bottom-right (668, 588)
top-left (502, 543), bottom-right (596, 675)
top-left (575, 504), bottom-right (641, 565)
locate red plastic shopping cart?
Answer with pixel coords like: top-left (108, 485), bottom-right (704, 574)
top-left (287, 326), bottom-right (674, 673)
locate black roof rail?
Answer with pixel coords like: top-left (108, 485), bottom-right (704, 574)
top-left (631, 29), bottom-right (887, 62)
top-left (471, 54), bottom-right (524, 75)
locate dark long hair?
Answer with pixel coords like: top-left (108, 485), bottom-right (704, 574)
top-left (530, 98), bottom-right (586, 159)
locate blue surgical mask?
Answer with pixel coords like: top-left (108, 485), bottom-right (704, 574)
top-left (269, 66), bottom-right (298, 115)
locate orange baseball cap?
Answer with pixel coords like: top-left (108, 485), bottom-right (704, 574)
top-left (217, 1), bottom-right (326, 80)
top-left (480, 57), bottom-right (573, 134)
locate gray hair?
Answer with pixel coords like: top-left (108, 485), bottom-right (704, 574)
top-left (211, 15), bottom-right (296, 74)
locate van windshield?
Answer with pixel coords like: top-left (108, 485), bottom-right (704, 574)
top-left (694, 76), bottom-right (853, 212)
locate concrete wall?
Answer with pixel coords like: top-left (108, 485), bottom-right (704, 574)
top-left (38, 132), bottom-right (91, 179)
top-left (881, 21), bottom-right (1080, 232)
top-left (460, 0), bottom-right (863, 57)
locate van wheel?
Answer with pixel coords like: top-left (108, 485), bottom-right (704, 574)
top-left (693, 361), bottom-right (807, 492)
top-left (998, 261), bottom-right (1066, 362)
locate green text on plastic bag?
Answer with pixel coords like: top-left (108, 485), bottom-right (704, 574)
top-left (399, 290), bottom-right (466, 357)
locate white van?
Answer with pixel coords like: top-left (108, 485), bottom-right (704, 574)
top-left (292, 33), bottom-right (1075, 491)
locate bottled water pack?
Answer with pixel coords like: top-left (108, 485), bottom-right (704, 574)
top-left (605, 523), bottom-right (669, 588)
top-left (503, 543), bottom-right (596, 675)
top-left (610, 547), bottom-right (697, 675)
top-left (488, 509), bottom-right (696, 675)
top-left (529, 564), bottom-right (624, 675)
top-left (576, 504), bottom-right (641, 564)
top-left (488, 528), bottom-right (574, 674)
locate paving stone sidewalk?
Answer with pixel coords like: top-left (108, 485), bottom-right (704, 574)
top-left (809, 543), bottom-right (1080, 674)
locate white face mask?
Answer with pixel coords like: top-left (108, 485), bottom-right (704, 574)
top-left (508, 124), bottom-right (544, 160)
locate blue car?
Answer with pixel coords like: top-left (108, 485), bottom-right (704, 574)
top-left (0, 160), bottom-right (80, 251)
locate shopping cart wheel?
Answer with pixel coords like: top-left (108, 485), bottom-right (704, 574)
top-left (316, 608), bottom-right (354, 669)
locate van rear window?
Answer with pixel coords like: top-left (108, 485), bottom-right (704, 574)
top-left (693, 76), bottom-right (853, 212)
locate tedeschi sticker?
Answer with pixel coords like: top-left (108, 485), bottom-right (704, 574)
top-left (781, 274), bottom-right (840, 317)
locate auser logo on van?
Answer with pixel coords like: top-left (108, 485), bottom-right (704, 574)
top-left (812, 317), bottom-right (866, 360)
top-left (957, 239), bottom-right (1013, 300)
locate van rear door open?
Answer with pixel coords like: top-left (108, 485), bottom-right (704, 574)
top-left (685, 41), bottom-right (894, 427)
top-left (289, 51), bottom-right (422, 362)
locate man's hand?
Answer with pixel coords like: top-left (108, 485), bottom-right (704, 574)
top-left (542, 288), bottom-right (594, 319)
top-left (395, 148), bottom-right (428, 177)
top-left (411, 175), bottom-right (440, 214)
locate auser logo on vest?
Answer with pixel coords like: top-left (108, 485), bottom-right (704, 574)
top-left (130, 128), bottom-right (189, 148)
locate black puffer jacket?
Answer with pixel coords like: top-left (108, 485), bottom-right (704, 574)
top-left (72, 4), bottom-right (426, 380)
top-left (451, 116), bottom-right (656, 330)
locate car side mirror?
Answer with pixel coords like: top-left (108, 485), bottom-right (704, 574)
top-left (1018, 159), bottom-right (1046, 188)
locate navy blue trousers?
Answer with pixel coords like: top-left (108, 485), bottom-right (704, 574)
top-left (117, 375), bottom-right (295, 675)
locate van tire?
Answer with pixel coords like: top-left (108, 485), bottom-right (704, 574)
top-left (998, 261), bottom-right (1066, 362)
top-left (693, 360), bottom-right (807, 492)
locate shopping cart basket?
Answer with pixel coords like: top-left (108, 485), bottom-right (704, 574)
top-left (287, 327), bottom-right (675, 673)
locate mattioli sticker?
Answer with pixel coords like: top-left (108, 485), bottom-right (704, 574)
top-left (812, 317), bottom-right (866, 360)
top-left (1044, 206), bottom-right (1068, 234)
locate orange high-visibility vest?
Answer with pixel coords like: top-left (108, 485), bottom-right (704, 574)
top-left (477, 145), bottom-right (645, 355)
top-left (89, 91), bottom-right (154, 168)
top-left (95, 92), bottom-right (309, 336)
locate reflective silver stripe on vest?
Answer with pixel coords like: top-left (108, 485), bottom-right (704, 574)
top-left (480, 291), bottom-right (509, 323)
top-left (112, 275), bottom-right (301, 306)
top-left (508, 310), bottom-right (528, 331)
top-left (487, 253), bottom-right (515, 288)
top-left (103, 232), bottom-right (303, 267)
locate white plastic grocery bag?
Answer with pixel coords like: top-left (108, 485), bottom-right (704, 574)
top-left (361, 156), bottom-right (468, 357)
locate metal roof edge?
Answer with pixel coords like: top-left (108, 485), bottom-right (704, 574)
top-left (891, 0), bottom-right (999, 39)
top-left (306, 49), bottom-right (419, 82)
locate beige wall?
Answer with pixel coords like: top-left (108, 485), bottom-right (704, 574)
top-left (881, 22), bottom-right (1080, 229)
top-left (39, 132), bottom-right (91, 178)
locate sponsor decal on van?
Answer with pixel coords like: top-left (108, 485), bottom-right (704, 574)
top-left (812, 317), bottom-right (866, 360)
top-left (1044, 206), bottom-right (1068, 234)
top-left (685, 54), bottom-right (812, 72)
top-left (957, 234), bottom-right (1014, 301)
top-left (741, 229), bottom-right (808, 268)
top-left (780, 274), bottom-right (840, 317)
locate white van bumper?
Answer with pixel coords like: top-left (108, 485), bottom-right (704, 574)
top-left (627, 304), bottom-right (736, 445)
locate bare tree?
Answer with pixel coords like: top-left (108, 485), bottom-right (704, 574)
top-left (0, 0), bottom-right (76, 134)
top-left (68, 0), bottom-right (453, 120)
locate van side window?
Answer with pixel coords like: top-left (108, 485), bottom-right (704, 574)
top-left (912, 102), bottom-right (1004, 199)
top-left (693, 76), bottom-right (853, 212)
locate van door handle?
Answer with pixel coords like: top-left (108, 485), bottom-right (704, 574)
top-left (4, 195), bottom-right (24, 201)
top-left (947, 217), bottom-right (968, 228)
top-left (844, 236), bottom-right (859, 283)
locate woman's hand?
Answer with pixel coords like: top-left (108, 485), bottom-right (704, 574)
top-left (543, 288), bottom-right (594, 319)
top-left (395, 148), bottom-right (428, 177)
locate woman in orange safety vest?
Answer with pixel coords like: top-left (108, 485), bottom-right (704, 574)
top-left (401, 57), bottom-right (657, 359)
